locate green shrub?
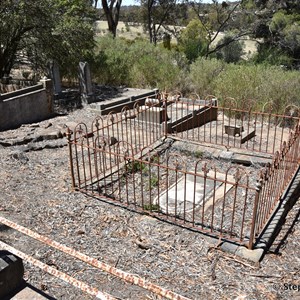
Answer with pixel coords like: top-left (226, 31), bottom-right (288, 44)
top-left (188, 57), bottom-right (225, 97)
top-left (148, 175), bottom-right (159, 189)
top-left (143, 204), bottom-right (160, 211)
top-left (93, 35), bottom-right (132, 86)
top-left (90, 35), bottom-right (300, 112)
top-left (252, 44), bottom-right (293, 67)
top-left (214, 64), bottom-right (300, 112)
top-left (215, 33), bottom-right (245, 63)
top-left (178, 19), bottom-right (208, 62)
top-left (126, 161), bottom-right (148, 173)
top-left (128, 40), bottom-right (182, 90)
top-left (93, 36), bottom-right (183, 90)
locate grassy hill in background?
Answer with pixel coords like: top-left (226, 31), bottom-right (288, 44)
top-left (95, 21), bottom-right (258, 59)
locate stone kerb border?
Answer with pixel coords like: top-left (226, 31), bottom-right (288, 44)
top-left (219, 166), bottom-right (300, 262)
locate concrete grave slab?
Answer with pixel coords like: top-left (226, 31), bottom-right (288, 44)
top-left (10, 286), bottom-right (51, 300)
top-left (155, 170), bottom-right (234, 215)
top-left (137, 105), bottom-right (168, 124)
top-left (219, 151), bottom-right (234, 160)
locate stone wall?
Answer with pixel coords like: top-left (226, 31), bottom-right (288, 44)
top-left (0, 79), bottom-right (54, 131)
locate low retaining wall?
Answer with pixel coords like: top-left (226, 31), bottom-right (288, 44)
top-left (167, 105), bottom-right (218, 133)
top-left (0, 79), bottom-right (54, 131)
top-left (89, 88), bottom-right (159, 115)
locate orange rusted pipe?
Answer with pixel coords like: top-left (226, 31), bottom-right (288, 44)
top-left (0, 240), bottom-right (116, 300)
top-left (0, 216), bottom-right (191, 300)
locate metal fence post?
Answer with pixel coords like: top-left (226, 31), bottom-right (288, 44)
top-left (248, 179), bottom-right (262, 249)
top-left (164, 96), bottom-right (168, 138)
top-left (66, 127), bottom-right (76, 189)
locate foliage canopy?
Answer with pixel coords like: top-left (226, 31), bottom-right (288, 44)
top-left (0, 0), bottom-right (96, 79)
top-left (178, 19), bottom-right (208, 62)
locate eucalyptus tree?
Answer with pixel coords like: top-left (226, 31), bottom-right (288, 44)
top-left (189, 0), bottom-right (251, 58)
top-left (0, 0), bottom-right (96, 79)
top-left (140, 0), bottom-right (178, 45)
top-left (243, 0), bottom-right (300, 67)
top-left (101, 0), bottom-right (122, 37)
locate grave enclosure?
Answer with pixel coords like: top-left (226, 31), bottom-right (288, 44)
top-left (0, 78), bottom-right (54, 131)
top-left (68, 93), bottom-right (300, 250)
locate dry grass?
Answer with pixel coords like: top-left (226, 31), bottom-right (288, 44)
top-left (95, 21), bottom-right (258, 58)
top-left (95, 20), bottom-right (147, 40)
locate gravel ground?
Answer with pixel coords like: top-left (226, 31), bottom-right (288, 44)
top-left (1, 106), bottom-right (300, 300)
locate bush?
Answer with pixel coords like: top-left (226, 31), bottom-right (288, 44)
top-left (128, 41), bottom-right (182, 90)
top-left (177, 19), bottom-right (208, 62)
top-left (188, 57), bottom-right (225, 97)
top-left (90, 35), bottom-right (300, 113)
top-left (92, 35), bottom-right (184, 90)
top-left (252, 44), bottom-right (293, 68)
top-left (215, 33), bottom-right (244, 63)
top-left (213, 64), bottom-right (300, 112)
top-left (93, 35), bottom-right (132, 86)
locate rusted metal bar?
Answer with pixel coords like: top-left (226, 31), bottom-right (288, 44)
top-left (210, 169), bottom-right (217, 232)
top-left (0, 216), bottom-right (191, 300)
top-left (240, 176), bottom-right (249, 239)
top-left (0, 240), bottom-right (116, 300)
top-left (67, 127), bottom-right (76, 189)
top-left (201, 165), bottom-right (208, 228)
top-left (230, 171), bottom-right (239, 237)
top-left (248, 179), bottom-right (262, 249)
top-left (252, 124), bottom-right (300, 237)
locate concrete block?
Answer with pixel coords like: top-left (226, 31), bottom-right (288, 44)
top-left (220, 242), bottom-right (264, 263)
top-left (0, 87), bottom-right (53, 131)
top-left (11, 286), bottom-right (50, 300)
top-left (235, 247), bottom-right (264, 263)
top-left (0, 250), bottom-right (24, 298)
top-left (225, 125), bottom-right (244, 137)
top-left (137, 106), bottom-right (168, 124)
top-left (219, 151), bottom-right (234, 160)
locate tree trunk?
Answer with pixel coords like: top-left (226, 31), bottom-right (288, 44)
top-left (102, 0), bottom-right (122, 37)
top-left (147, 0), bottom-right (155, 43)
top-left (0, 43), bottom-right (19, 78)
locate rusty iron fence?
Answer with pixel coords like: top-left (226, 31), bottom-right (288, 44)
top-left (67, 95), bottom-right (300, 249)
top-left (165, 97), bottom-right (299, 155)
top-left (68, 104), bottom-right (165, 189)
top-left (249, 125), bottom-right (300, 248)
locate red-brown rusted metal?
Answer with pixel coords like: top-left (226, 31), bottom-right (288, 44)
top-left (0, 240), bottom-right (116, 300)
top-left (0, 216), bottom-right (191, 300)
top-left (67, 95), bottom-right (300, 249)
top-left (69, 132), bottom-right (257, 244)
top-left (67, 127), bottom-right (76, 189)
top-left (166, 99), bottom-right (299, 155)
top-left (250, 124), bottom-right (300, 242)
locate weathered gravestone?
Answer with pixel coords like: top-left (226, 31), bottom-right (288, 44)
top-left (137, 105), bottom-right (168, 124)
top-left (49, 60), bottom-right (62, 95)
top-left (79, 61), bottom-right (94, 104)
